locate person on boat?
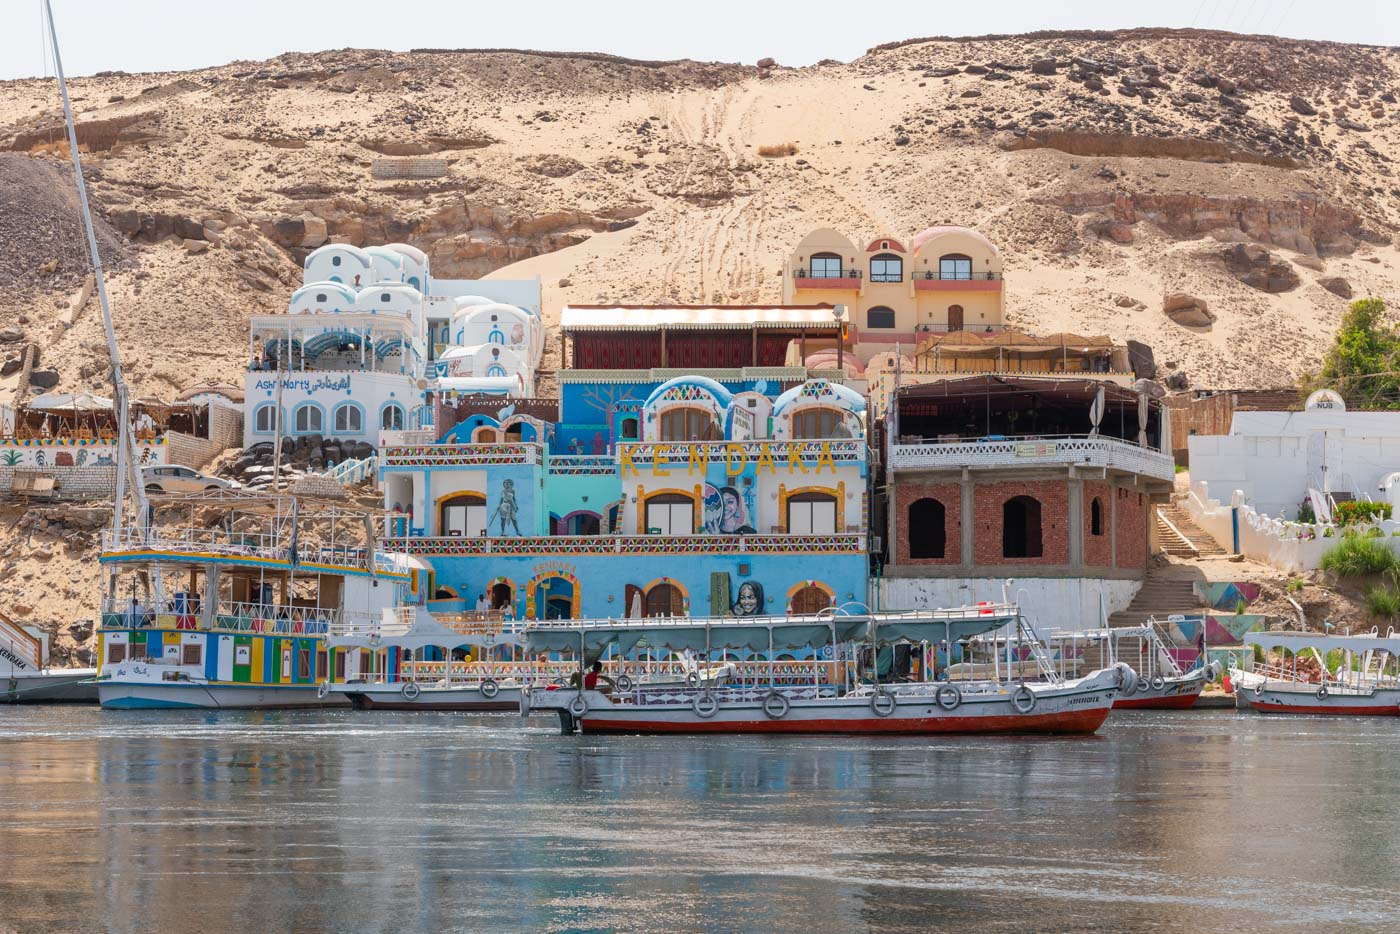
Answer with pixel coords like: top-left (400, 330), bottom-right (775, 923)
top-left (572, 661), bottom-right (614, 694)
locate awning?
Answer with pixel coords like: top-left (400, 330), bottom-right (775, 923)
top-left (561, 304), bottom-right (841, 331)
top-left (27, 392), bottom-right (113, 411)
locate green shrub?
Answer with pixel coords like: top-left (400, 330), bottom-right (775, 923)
top-left (1367, 587), bottom-right (1400, 618)
top-left (1320, 535), bottom-right (1399, 577)
top-left (1334, 500), bottom-right (1392, 526)
top-left (1285, 578), bottom-right (1305, 593)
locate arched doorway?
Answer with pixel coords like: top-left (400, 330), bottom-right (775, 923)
top-left (489, 581), bottom-right (514, 610)
top-left (1003, 496), bottom-right (1043, 558)
top-left (532, 575), bottom-right (577, 620)
top-left (618, 416), bottom-right (639, 441)
top-left (624, 583), bottom-right (644, 619)
top-left (908, 498), bottom-right (946, 559)
top-left (789, 583), bottom-right (833, 615)
top-left (644, 583), bottom-right (685, 617)
top-left (440, 492), bottom-right (486, 537)
top-left (947, 304), bottom-right (964, 332)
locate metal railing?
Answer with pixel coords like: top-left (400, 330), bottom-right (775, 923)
top-left (888, 434), bottom-right (1175, 482)
top-left (792, 269), bottom-right (862, 281)
top-left (380, 532), bottom-right (867, 556)
top-left (100, 526), bottom-right (399, 574)
top-left (101, 600), bottom-right (340, 635)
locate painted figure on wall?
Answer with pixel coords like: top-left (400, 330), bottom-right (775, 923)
top-left (490, 478), bottom-right (522, 536)
top-left (702, 483), bottom-right (756, 535)
top-left (732, 581), bottom-right (764, 617)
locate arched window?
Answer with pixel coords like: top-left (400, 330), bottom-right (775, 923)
top-left (333, 403), bottom-right (363, 433)
top-left (866, 306), bottom-right (896, 329)
top-left (908, 498), bottom-right (946, 559)
top-left (332, 255), bottom-right (342, 267)
top-left (381, 404), bottom-right (405, 431)
top-left (658, 407), bottom-right (717, 442)
top-left (809, 252), bottom-right (843, 278)
top-left (1090, 497), bottom-right (1104, 536)
top-left (787, 492), bottom-right (837, 534)
top-left (790, 584), bottom-right (832, 615)
top-left (619, 416), bottom-right (639, 440)
top-left (644, 583), bottom-right (685, 617)
top-left (490, 581), bottom-right (514, 610)
top-left (564, 512), bottom-right (601, 535)
top-left (253, 404), bottom-right (278, 434)
top-left (947, 304), bottom-right (964, 332)
top-left (790, 407), bottom-right (848, 440)
top-left (1003, 496), bottom-right (1043, 559)
top-left (870, 253), bottom-right (903, 283)
top-left (293, 403), bottom-right (322, 434)
top-left (486, 364), bottom-right (507, 377)
top-left (939, 253), bottom-right (973, 280)
top-left (645, 493), bottom-right (694, 535)
top-left (441, 493), bottom-right (486, 537)
top-left (472, 427), bottom-right (499, 443)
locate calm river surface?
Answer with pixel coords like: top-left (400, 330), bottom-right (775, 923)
top-left (2, 707), bottom-right (1397, 932)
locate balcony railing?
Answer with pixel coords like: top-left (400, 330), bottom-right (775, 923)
top-left (792, 269), bottom-right (862, 280)
top-left (380, 533), bottom-right (867, 556)
top-left (100, 600), bottom-right (351, 635)
top-left (382, 442), bottom-right (544, 468)
top-left (920, 271), bottom-right (1002, 281)
top-left (888, 435), bottom-right (1175, 482)
top-left (100, 527), bottom-right (402, 575)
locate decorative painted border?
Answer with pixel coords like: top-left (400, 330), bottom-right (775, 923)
top-left (380, 533), bottom-right (865, 556)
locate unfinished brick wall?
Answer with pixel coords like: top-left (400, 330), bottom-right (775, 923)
top-left (1115, 487), bottom-right (1148, 568)
top-left (894, 482), bottom-right (961, 565)
top-left (1083, 480), bottom-right (1114, 568)
top-left (971, 480), bottom-right (1070, 566)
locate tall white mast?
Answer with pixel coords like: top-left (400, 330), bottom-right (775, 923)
top-left (43, 0), bottom-right (149, 535)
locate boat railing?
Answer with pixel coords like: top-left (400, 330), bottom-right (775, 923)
top-left (101, 600), bottom-right (337, 635)
top-left (521, 603), bottom-right (1020, 633)
top-left (102, 526), bottom-right (401, 575)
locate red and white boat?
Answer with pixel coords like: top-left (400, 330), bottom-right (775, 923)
top-left (522, 605), bottom-right (1122, 735)
top-left (1230, 630), bottom-right (1400, 716)
top-left (1042, 622), bottom-right (1220, 710)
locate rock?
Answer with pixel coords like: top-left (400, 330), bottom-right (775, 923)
top-left (1095, 221), bottom-right (1134, 244)
top-left (1165, 371), bottom-right (1190, 391)
top-left (928, 67), bottom-right (959, 78)
top-left (1127, 340), bottom-right (1157, 380)
top-left (1114, 295), bottom-right (1140, 308)
top-left (1319, 277), bottom-right (1353, 299)
top-left (1163, 293), bottom-right (1215, 328)
top-left (894, 135), bottom-right (910, 146)
top-left (959, 89), bottom-right (982, 98)
top-left (1290, 95), bottom-right (1318, 116)
top-left (173, 216), bottom-right (205, 241)
top-left (183, 238), bottom-right (209, 254)
top-left (69, 620), bottom-right (95, 643)
top-left (1292, 255), bottom-right (1324, 272)
top-left (1030, 58), bottom-right (1058, 75)
top-left (1217, 77), bottom-right (1238, 95)
top-left (1336, 117), bottom-right (1371, 132)
top-left (28, 369), bottom-right (60, 389)
top-left (0, 328), bottom-right (24, 342)
top-left (0, 358), bottom-right (20, 377)
top-left (1223, 243), bottom-right (1300, 292)
top-left (983, 72), bottom-right (1012, 82)
top-left (964, 65), bottom-right (988, 75)
top-left (756, 57), bottom-right (776, 69)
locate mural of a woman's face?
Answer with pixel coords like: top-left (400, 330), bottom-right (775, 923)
top-left (736, 582), bottom-right (760, 615)
top-left (721, 488), bottom-right (743, 528)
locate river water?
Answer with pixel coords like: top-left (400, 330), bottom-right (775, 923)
top-left (1, 707), bottom-right (1397, 933)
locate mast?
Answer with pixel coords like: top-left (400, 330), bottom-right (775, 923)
top-left (43, 0), bottom-right (150, 536)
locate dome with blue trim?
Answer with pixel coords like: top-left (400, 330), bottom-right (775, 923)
top-left (643, 375), bottom-right (735, 410)
top-left (771, 379), bottom-right (866, 416)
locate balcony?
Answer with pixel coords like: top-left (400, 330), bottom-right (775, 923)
top-left (914, 271), bottom-right (1002, 293)
top-left (790, 269), bottom-right (862, 290)
top-left (888, 435), bottom-right (1175, 483)
top-left (380, 533), bottom-right (867, 557)
top-left (382, 442), bottom-right (544, 468)
top-left (100, 527), bottom-right (406, 575)
top-left (619, 439), bottom-right (866, 467)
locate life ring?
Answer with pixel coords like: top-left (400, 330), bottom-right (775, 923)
top-left (615, 674), bottom-right (634, 692)
top-left (762, 690), bottom-right (791, 719)
top-left (1316, 684), bottom-right (1329, 701)
top-left (401, 681), bottom-right (421, 701)
top-left (936, 684), bottom-right (961, 711)
top-left (1253, 683), bottom-right (1266, 698)
top-left (1012, 685), bottom-right (1036, 714)
top-left (1150, 676), bottom-right (1166, 692)
top-left (567, 694), bottom-right (589, 717)
top-left (316, 682), bottom-right (329, 700)
top-left (479, 678), bottom-right (499, 699)
top-left (869, 688), bottom-right (896, 717)
top-left (1118, 669), bottom-right (1136, 696)
top-left (1136, 677), bottom-right (1151, 694)
top-left (692, 691), bottom-right (719, 718)
top-left (685, 670), bottom-right (700, 688)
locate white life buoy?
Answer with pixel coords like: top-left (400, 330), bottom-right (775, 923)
top-left (401, 681), bottom-right (421, 701)
top-left (615, 674), bottom-right (634, 692)
top-left (479, 678), bottom-right (499, 699)
top-left (316, 682), bottom-right (329, 700)
top-left (685, 670), bottom-right (700, 688)
top-left (1136, 677), bottom-right (1151, 694)
top-left (567, 694), bottom-right (589, 717)
top-left (762, 690), bottom-right (790, 720)
top-left (870, 688), bottom-right (896, 717)
top-left (1012, 685), bottom-right (1036, 714)
top-left (519, 686), bottom-right (532, 717)
top-left (1150, 676), bottom-right (1166, 692)
top-left (936, 684), bottom-right (961, 710)
top-left (692, 691), bottom-right (719, 718)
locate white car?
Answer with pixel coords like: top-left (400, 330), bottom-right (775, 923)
top-left (142, 465), bottom-right (233, 494)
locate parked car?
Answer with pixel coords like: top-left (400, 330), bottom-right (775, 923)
top-left (141, 465), bottom-right (233, 494)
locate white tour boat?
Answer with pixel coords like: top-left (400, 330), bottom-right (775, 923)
top-left (2, 610), bottom-right (97, 703)
top-left (522, 604), bottom-right (1123, 735)
top-left (1230, 630), bottom-right (1400, 716)
top-left (1041, 621), bottom-right (1220, 710)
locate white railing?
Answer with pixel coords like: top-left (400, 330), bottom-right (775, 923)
top-left (889, 435), bottom-right (1175, 481)
top-left (101, 526), bottom-right (402, 574)
top-left (380, 532), bottom-right (866, 556)
top-left (101, 600), bottom-right (339, 635)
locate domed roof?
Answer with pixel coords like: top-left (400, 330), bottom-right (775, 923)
top-left (450, 301), bottom-right (528, 323)
top-left (642, 375), bottom-right (734, 410)
top-left (384, 242), bottom-right (428, 265)
top-left (305, 244), bottom-right (372, 266)
top-left (909, 225), bottom-right (999, 256)
top-left (772, 379), bottom-right (866, 416)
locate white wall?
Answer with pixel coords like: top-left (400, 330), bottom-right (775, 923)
top-left (878, 577), bottom-right (1140, 633)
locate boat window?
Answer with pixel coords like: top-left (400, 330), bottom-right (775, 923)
top-left (182, 644), bottom-right (202, 666)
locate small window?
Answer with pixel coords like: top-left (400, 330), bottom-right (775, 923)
top-left (787, 492), bottom-right (837, 534)
top-left (333, 404), bottom-right (363, 433)
top-left (332, 255), bottom-right (342, 267)
top-left (107, 643), bottom-right (127, 664)
top-left (619, 416), bottom-right (639, 440)
top-left (870, 253), bottom-right (903, 283)
top-left (128, 641), bottom-right (148, 661)
top-left (315, 293), bottom-right (327, 303)
top-left (182, 644), bottom-right (202, 666)
top-left (254, 404), bottom-right (277, 434)
top-left (939, 254), bottom-right (973, 280)
top-left (866, 306), bottom-right (896, 329)
top-left (1091, 498), bottom-right (1104, 536)
top-left (659, 407), bottom-right (717, 442)
top-left (791, 407), bottom-right (847, 440)
top-left (381, 404), bottom-right (405, 431)
top-left (293, 404), bottom-right (322, 433)
top-left (381, 293), bottom-right (392, 303)
top-left (645, 494), bottom-right (694, 535)
top-left (809, 253), bottom-right (843, 278)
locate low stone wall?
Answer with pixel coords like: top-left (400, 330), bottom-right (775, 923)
top-left (0, 465), bottom-right (116, 500)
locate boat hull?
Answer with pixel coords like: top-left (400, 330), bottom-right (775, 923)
top-left (99, 681), bottom-right (348, 710)
top-left (1112, 673), bottom-right (1207, 710)
top-left (335, 684), bottom-right (520, 712)
top-left (2, 669), bottom-right (99, 704)
top-left (1240, 688), bottom-right (1400, 716)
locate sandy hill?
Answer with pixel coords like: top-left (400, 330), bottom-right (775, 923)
top-left (0, 28), bottom-right (1398, 639)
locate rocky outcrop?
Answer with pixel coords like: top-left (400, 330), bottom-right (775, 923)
top-left (1319, 276), bottom-right (1353, 299)
top-left (1006, 129), bottom-right (1301, 168)
top-left (1163, 293), bottom-right (1215, 328)
top-left (1223, 243), bottom-right (1300, 292)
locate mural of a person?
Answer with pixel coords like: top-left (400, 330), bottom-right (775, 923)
top-left (732, 581), bottom-right (764, 617)
top-left (719, 485), bottom-right (755, 534)
top-left (491, 478), bottom-right (523, 536)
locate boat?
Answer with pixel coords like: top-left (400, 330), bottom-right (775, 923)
top-left (521, 604), bottom-right (1123, 735)
top-left (1229, 630), bottom-right (1400, 716)
top-left (95, 493), bottom-right (424, 709)
top-left (1041, 622), bottom-right (1221, 710)
top-left (1, 609), bottom-right (97, 703)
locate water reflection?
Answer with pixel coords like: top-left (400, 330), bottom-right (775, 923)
top-left (1, 708), bottom-right (1399, 931)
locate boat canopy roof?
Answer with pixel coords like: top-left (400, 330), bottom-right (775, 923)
top-left (523, 605), bottom-right (1018, 656)
top-left (1243, 629), bottom-right (1400, 655)
top-left (331, 608), bottom-right (524, 651)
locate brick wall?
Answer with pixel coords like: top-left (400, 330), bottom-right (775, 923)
top-left (1115, 486), bottom-right (1147, 568)
top-left (971, 480), bottom-right (1069, 566)
top-left (165, 404), bottom-right (243, 470)
top-left (0, 465), bottom-right (116, 500)
top-left (894, 482), bottom-right (961, 565)
top-left (1083, 480), bottom-right (1114, 568)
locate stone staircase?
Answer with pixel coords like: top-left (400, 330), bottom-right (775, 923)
top-left (1156, 501), bottom-right (1227, 557)
top-left (1107, 572), bottom-right (1208, 628)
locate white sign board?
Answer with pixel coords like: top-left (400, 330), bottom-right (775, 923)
top-left (1305, 389), bottom-right (1346, 412)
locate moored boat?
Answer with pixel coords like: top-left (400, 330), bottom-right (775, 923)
top-left (1042, 622), bottom-right (1220, 710)
top-left (1230, 630), bottom-right (1400, 716)
top-left (523, 604), bottom-right (1122, 735)
top-left (2, 610), bottom-right (97, 703)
